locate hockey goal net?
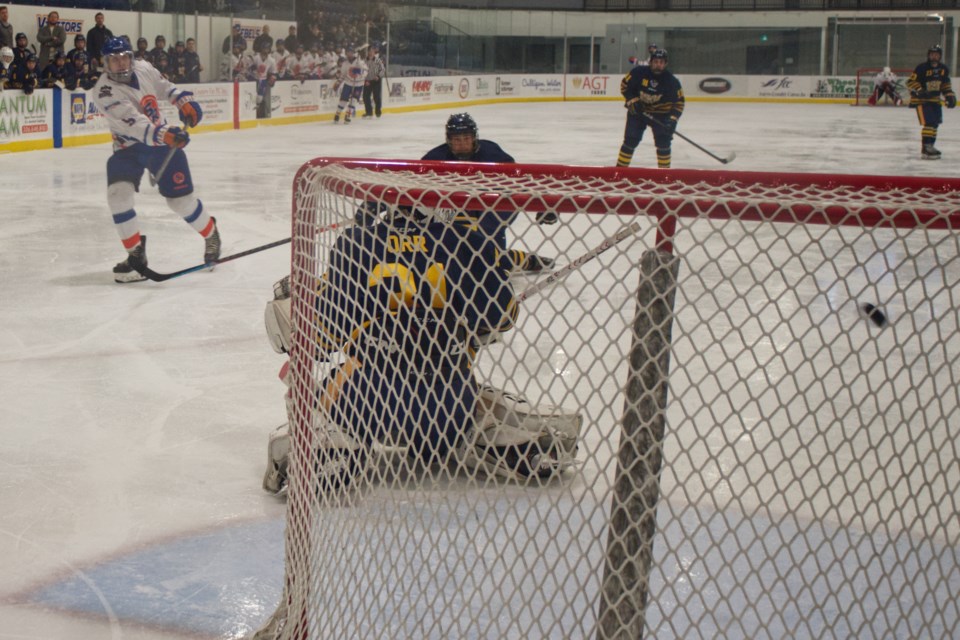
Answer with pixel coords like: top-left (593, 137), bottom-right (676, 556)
top-left (853, 67), bottom-right (914, 106)
top-left (256, 159), bottom-right (960, 639)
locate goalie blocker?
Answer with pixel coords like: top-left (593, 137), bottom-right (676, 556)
top-left (262, 276), bottom-right (583, 492)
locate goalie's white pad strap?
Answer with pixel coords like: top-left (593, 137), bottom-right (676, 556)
top-left (264, 297), bottom-right (292, 354)
top-left (263, 423), bottom-right (291, 494)
top-left (458, 385), bottom-right (583, 481)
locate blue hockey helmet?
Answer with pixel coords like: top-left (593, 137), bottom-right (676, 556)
top-left (102, 36), bottom-right (134, 82)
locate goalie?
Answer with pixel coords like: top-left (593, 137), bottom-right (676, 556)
top-left (868, 67), bottom-right (903, 106)
top-left (261, 203), bottom-right (582, 494)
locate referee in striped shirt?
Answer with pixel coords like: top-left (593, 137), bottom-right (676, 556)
top-left (362, 44), bottom-right (385, 118)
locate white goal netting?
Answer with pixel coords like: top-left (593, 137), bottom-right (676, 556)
top-left (256, 159), bottom-right (960, 639)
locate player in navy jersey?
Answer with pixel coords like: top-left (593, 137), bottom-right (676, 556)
top-left (617, 48), bottom-right (685, 169)
top-left (93, 36), bottom-right (220, 283)
top-left (421, 113), bottom-right (556, 273)
top-left (907, 45), bottom-right (956, 159)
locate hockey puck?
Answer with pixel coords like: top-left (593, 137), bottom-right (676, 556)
top-left (860, 303), bottom-right (888, 328)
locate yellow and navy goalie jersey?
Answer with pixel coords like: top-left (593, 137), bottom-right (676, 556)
top-left (907, 62), bottom-right (955, 106)
top-left (620, 66), bottom-right (685, 119)
top-left (316, 211), bottom-right (518, 374)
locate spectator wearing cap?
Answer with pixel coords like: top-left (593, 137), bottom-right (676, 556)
top-left (9, 52), bottom-right (38, 94)
top-left (184, 38), bottom-right (202, 83)
top-left (86, 13), bottom-right (112, 69)
top-left (66, 34), bottom-right (88, 66)
top-left (13, 32), bottom-right (34, 68)
top-left (170, 40), bottom-right (187, 82)
top-left (252, 25), bottom-right (272, 56)
top-left (134, 37), bottom-right (149, 61)
top-left (41, 51), bottom-right (67, 88)
top-left (37, 10), bottom-right (66, 68)
top-left (223, 23), bottom-right (245, 55)
top-left (0, 6), bottom-right (13, 50)
top-left (284, 25), bottom-right (298, 52)
top-left (147, 35), bottom-right (166, 67)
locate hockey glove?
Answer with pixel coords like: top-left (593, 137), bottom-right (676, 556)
top-left (159, 125), bottom-right (190, 148)
top-left (536, 211), bottom-right (559, 225)
top-left (947, 94), bottom-right (957, 109)
top-left (176, 92), bottom-right (203, 127)
top-left (663, 117), bottom-right (678, 134)
top-left (625, 97), bottom-right (640, 116)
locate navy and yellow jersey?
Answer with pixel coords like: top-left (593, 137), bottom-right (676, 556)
top-left (41, 62), bottom-right (67, 87)
top-left (620, 66), bottom-right (685, 119)
top-left (421, 139), bottom-right (516, 164)
top-left (8, 66), bottom-right (38, 92)
top-left (907, 62), bottom-right (955, 106)
top-left (315, 215), bottom-right (517, 372)
top-left (421, 140), bottom-right (517, 242)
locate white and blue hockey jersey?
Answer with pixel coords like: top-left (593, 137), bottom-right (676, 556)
top-left (91, 59), bottom-right (188, 151)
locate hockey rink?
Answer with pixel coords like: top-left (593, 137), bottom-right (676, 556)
top-left (1, 99), bottom-right (959, 639)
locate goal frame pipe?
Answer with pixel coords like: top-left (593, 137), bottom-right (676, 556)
top-left (293, 158), bottom-right (960, 255)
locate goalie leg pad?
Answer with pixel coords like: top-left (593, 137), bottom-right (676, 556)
top-left (457, 385), bottom-right (583, 481)
top-left (263, 423), bottom-right (291, 494)
top-left (264, 297), bottom-right (292, 354)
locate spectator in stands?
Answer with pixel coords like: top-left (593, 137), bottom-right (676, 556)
top-left (9, 52), bottom-right (38, 94)
top-left (284, 25), bottom-right (298, 52)
top-left (134, 37), bottom-right (149, 61)
top-left (253, 25), bottom-right (273, 56)
top-left (86, 13), bottom-right (113, 70)
top-left (147, 35), bottom-right (166, 67)
top-left (42, 51), bottom-right (68, 88)
top-left (223, 23), bottom-right (245, 55)
top-left (170, 40), bottom-right (187, 83)
top-left (184, 38), bottom-right (202, 83)
top-left (1, 46), bottom-right (15, 87)
top-left (155, 51), bottom-right (172, 79)
top-left (274, 39), bottom-right (288, 78)
top-left (37, 11), bottom-right (66, 69)
top-left (67, 34), bottom-right (88, 66)
top-left (13, 32), bottom-right (35, 69)
top-left (0, 6), bottom-right (13, 50)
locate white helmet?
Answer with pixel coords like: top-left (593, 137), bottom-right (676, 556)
top-left (0, 46), bottom-right (13, 64)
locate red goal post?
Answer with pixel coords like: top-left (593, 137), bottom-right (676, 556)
top-left (853, 67), bottom-right (914, 105)
top-left (256, 159), bottom-right (960, 639)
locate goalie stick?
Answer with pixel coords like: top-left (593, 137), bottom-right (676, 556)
top-left (516, 221), bottom-right (642, 303)
top-left (641, 113), bottom-right (736, 165)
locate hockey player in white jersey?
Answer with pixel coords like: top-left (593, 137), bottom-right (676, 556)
top-left (248, 41), bottom-right (277, 118)
top-left (93, 36), bottom-right (220, 283)
top-left (332, 45), bottom-right (366, 123)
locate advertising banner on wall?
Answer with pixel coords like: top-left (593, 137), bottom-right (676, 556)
top-left (678, 75), bottom-right (748, 99)
top-left (0, 90), bottom-right (54, 150)
top-left (565, 74), bottom-right (617, 99)
top-left (748, 76), bottom-right (813, 99)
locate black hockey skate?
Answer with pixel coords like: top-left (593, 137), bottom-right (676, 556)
top-left (333, 113), bottom-right (340, 123)
top-left (204, 217), bottom-right (221, 264)
top-left (922, 144), bottom-right (942, 160)
top-left (113, 236), bottom-right (148, 283)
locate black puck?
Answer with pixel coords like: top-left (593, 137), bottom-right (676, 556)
top-left (860, 303), bottom-right (888, 328)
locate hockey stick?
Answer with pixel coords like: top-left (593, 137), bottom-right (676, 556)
top-left (136, 237), bottom-right (292, 282)
top-left (641, 113), bottom-right (736, 165)
top-left (149, 145), bottom-right (178, 187)
top-left (516, 221), bottom-right (642, 303)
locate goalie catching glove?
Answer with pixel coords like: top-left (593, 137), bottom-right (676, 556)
top-left (175, 91), bottom-right (203, 127)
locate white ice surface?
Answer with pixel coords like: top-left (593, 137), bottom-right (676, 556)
top-left (1, 100), bottom-right (958, 639)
